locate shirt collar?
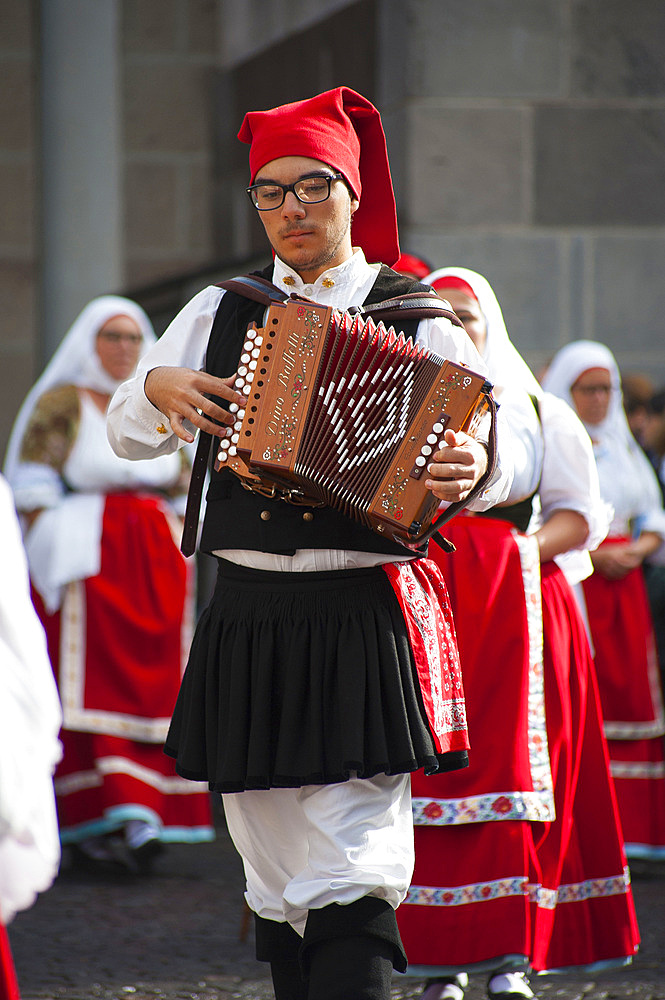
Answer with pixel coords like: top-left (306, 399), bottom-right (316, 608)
top-left (272, 248), bottom-right (377, 293)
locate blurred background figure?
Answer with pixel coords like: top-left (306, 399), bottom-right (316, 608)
top-left (0, 472), bottom-right (61, 1000)
top-left (397, 268), bottom-right (637, 1000)
top-left (543, 341), bottom-right (665, 865)
top-left (642, 388), bottom-right (665, 499)
top-left (392, 251), bottom-right (433, 281)
top-left (621, 372), bottom-right (655, 452)
top-left (3, 296), bottom-right (214, 877)
top-left (641, 387), bottom-right (665, 686)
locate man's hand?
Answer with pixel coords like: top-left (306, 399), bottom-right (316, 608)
top-left (425, 428), bottom-right (488, 503)
top-left (144, 367), bottom-right (248, 444)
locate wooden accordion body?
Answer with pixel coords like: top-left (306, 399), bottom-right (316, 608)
top-left (215, 298), bottom-right (493, 548)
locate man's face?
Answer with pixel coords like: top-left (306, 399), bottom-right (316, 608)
top-left (252, 156), bottom-right (359, 283)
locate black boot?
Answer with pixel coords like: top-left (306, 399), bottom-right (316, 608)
top-left (302, 897), bottom-right (407, 1000)
top-left (254, 913), bottom-right (308, 1000)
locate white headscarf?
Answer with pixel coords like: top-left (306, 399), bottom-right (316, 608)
top-left (425, 267), bottom-right (543, 398)
top-left (425, 271), bottom-right (611, 580)
top-left (4, 295), bottom-right (156, 483)
top-left (541, 340), bottom-right (627, 446)
top-left (542, 339), bottom-right (665, 544)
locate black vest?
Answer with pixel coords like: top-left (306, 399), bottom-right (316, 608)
top-left (200, 265), bottom-right (430, 556)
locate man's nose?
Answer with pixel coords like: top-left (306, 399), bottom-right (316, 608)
top-left (282, 190), bottom-right (306, 217)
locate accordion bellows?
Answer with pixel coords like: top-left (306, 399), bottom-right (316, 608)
top-left (216, 298), bottom-right (491, 548)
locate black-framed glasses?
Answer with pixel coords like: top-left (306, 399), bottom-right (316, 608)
top-left (97, 330), bottom-right (143, 345)
top-left (246, 172), bottom-right (344, 211)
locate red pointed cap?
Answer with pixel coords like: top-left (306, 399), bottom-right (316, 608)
top-left (238, 87), bottom-right (400, 267)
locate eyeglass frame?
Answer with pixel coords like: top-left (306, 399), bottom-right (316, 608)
top-left (571, 383), bottom-right (612, 396)
top-left (97, 330), bottom-right (143, 345)
top-left (246, 171), bottom-right (345, 211)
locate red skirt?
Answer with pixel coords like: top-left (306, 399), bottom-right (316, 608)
top-left (531, 562), bottom-right (639, 971)
top-left (34, 493), bottom-right (213, 844)
top-left (582, 540), bottom-right (665, 860)
top-left (397, 517), bottom-right (638, 975)
top-left (398, 516), bottom-right (547, 973)
top-left (0, 926), bottom-right (19, 1000)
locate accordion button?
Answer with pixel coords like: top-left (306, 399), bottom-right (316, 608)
top-left (260, 510), bottom-right (271, 521)
top-left (302, 512), bottom-right (314, 522)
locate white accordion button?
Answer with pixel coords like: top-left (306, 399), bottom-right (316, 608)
top-left (415, 456), bottom-right (427, 467)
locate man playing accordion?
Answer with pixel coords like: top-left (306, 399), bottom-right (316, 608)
top-left (107, 87), bottom-right (513, 1000)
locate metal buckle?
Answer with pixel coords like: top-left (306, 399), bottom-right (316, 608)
top-left (237, 475), bottom-right (324, 508)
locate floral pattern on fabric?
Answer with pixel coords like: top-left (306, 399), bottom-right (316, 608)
top-left (384, 559), bottom-right (468, 754)
top-left (412, 788), bottom-right (554, 825)
top-left (406, 867), bottom-right (632, 909)
top-left (411, 532), bottom-right (554, 825)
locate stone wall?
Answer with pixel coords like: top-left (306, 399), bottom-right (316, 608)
top-left (0, 1), bottom-right (38, 457)
top-left (378, 0), bottom-right (665, 382)
top-left (122, 0), bottom-right (220, 289)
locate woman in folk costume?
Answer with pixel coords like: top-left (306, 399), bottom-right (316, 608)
top-left (542, 341), bottom-right (665, 863)
top-left (4, 297), bottom-right (214, 874)
top-left (397, 268), bottom-right (639, 999)
top-left (0, 474), bottom-right (62, 1000)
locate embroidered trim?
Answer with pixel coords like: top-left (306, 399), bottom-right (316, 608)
top-left (512, 531), bottom-right (553, 802)
top-left (413, 533), bottom-right (554, 825)
top-left (413, 789), bottom-right (554, 825)
top-left (610, 759), bottom-right (665, 779)
top-left (604, 718), bottom-right (665, 740)
top-left (405, 867), bottom-right (631, 910)
top-left (400, 562), bottom-right (467, 737)
top-left (54, 755), bottom-right (207, 797)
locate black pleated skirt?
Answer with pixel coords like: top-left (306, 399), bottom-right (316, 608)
top-left (165, 558), bottom-right (466, 792)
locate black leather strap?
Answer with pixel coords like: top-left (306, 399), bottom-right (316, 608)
top-left (215, 274), bottom-right (289, 306)
top-left (181, 429), bottom-right (213, 557)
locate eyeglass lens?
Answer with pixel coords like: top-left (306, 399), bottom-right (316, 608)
top-left (249, 174), bottom-right (339, 210)
top-left (98, 331), bottom-right (143, 344)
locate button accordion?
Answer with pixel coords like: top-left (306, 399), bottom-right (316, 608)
top-left (215, 297), bottom-right (495, 549)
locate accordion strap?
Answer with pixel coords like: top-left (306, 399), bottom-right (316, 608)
top-left (216, 275), bottom-right (465, 328)
top-left (352, 293), bottom-right (465, 330)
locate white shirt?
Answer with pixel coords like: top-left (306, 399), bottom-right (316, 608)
top-left (107, 250), bottom-right (514, 570)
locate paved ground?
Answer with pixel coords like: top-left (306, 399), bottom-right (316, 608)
top-left (8, 800), bottom-right (665, 1000)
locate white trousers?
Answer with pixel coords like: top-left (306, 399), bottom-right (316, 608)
top-left (222, 772), bottom-right (414, 937)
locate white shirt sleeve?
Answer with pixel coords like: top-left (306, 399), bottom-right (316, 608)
top-left (416, 314), bottom-right (514, 509)
top-left (538, 392), bottom-right (611, 553)
top-left (107, 285), bottom-right (224, 459)
top-left (497, 388), bottom-right (544, 505)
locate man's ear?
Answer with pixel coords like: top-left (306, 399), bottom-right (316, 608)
top-left (350, 196), bottom-right (360, 216)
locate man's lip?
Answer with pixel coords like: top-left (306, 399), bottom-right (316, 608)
top-left (283, 230), bottom-right (313, 239)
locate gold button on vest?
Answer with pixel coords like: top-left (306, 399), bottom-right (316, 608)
top-left (260, 510), bottom-right (271, 521)
top-left (302, 511), bottom-right (314, 522)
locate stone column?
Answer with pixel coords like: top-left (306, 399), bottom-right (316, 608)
top-left (39, 0), bottom-right (122, 360)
